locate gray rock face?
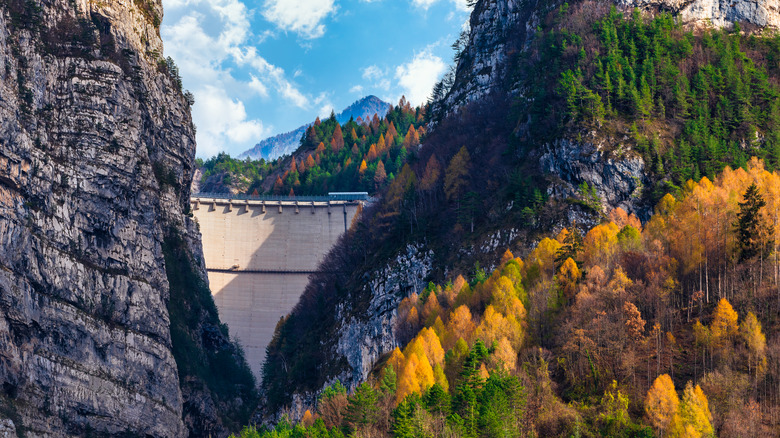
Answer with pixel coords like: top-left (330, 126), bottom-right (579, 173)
top-left (620, 0), bottom-right (780, 28)
top-left (441, 0), bottom-right (539, 113)
top-left (0, 1), bottom-right (217, 435)
top-left (335, 244), bottom-right (433, 389)
top-left (540, 138), bottom-right (650, 219)
top-left (0, 420), bottom-right (14, 438)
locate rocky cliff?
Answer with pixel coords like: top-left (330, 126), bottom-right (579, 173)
top-left (620, 0), bottom-right (780, 28)
top-left (0, 0), bottom-right (252, 435)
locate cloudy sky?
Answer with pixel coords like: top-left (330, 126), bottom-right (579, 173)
top-left (161, 0), bottom-right (472, 158)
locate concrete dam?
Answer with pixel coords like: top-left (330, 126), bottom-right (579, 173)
top-left (190, 193), bottom-right (365, 380)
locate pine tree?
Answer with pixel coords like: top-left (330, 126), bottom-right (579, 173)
top-left (344, 382), bottom-right (379, 433)
top-left (735, 183), bottom-right (774, 262)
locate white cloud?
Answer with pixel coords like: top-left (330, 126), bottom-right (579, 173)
top-left (248, 75), bottom-right (269, 96)
top-left (395, 49), bottom-right (447, 106)
top-left (349, 85), bottom-right (364, 94)
top-left (451, 0), bottom-right (471, 12)
top-left (262, 0), bottom-right (337, 39)
top-left (193, 86), bottom-right (269, 157)
top-left (162, 0), bottom-right (312, 157)
top-left (412, 0), bottom-right (438, 9)
top-left (411, 0), bottom-right (472, 12)
top-left (362, 65), bottom-right (384, 81)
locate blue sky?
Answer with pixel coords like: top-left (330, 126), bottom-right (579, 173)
top-left (161, 0), bottom-right (472, 158)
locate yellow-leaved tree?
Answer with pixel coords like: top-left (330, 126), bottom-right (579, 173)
top-left (678, 382), bottom-right (714, 438)
top-left (645, 374), bottom-right (680, 436)
top-left (740, 311), bottom-right (767, 378)
top-left (709, 298), bottom-right (738, 348)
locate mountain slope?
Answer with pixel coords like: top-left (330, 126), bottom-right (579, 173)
top-left (240, 96), bottom-right (391, 160)
top-left (260, 0), bottom-right (780, 424)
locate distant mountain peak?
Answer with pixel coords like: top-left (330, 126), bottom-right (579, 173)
top-left (239, 96), bottom-right (392, 160)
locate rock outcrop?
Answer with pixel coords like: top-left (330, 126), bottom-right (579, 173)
top-left (621, 0), bottom-right (780, 28)
top-left (540, 138), bottom-right (650, 219)
top-left (335, 245), bottom-right (434, 387)
top-left (0, 0), bottom-right (251, 435)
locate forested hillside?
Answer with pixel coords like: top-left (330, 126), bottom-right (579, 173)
top-left (196, 100), bottom-right (425, 196)
top-left (253, 159), bottom-right (779, 437)
top-left (525, 3), bottom-right (780, 202)
top-left (253, 1), bottom-right (780, 437)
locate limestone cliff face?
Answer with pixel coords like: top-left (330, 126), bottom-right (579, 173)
top-left (0, 0), bottom-right (248, 435)
top-left (620, 0), bottom-right (780, 28)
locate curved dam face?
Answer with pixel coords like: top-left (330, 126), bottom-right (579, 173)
top-left (190, 195), bottom-right (363, 380)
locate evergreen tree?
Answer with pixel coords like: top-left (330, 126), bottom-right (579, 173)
top-left (734, 183), bottom-right (774, 262)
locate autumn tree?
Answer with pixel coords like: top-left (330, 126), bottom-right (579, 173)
top-left (645, 374), bottom-right (680, 436)
top-left (367, 144), bottom-right (378, 162)
top-left (444, 146), bottom-right (471, 202)
top-left (557, 257), bottom-right (581, 302)
top-left (331, 124), bottom-right (344, 152)
top-left (740, 311), bottom-right (767, 378)
top-left (710, 298), bottom-right (738, 348)
top-left (374, 160), bottom-right (387, 186)
top-left (420, 154), bottom-right (441, 192)
top-left (318, 381), bottom-right (348, 428)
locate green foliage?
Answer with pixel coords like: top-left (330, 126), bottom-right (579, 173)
top-left (734, 183), bottom-right (774, 262)
top-left (528, 5), bottom-right (780, 195)
top-left (319, 381), bottom-right (347, 402)
top-left (198, 103), bottom-right (425, 196)
top-left (344, 383), bottom-right (379, 433)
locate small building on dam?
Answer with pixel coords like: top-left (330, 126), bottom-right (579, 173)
top-left (190, 193), bottom-right (367, 380)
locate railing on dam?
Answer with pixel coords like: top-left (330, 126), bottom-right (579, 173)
top-left (191, 192), bottom-right (370, 202)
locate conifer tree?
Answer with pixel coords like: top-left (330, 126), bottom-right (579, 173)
top-left (735, 183), bottom-right (774, 262)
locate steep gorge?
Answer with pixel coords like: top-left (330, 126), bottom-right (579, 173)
top-left (0, 0), bottom-right (252, 435)
top-left (261, 0), bottom-right (780, 420)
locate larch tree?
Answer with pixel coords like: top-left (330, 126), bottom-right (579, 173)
top-left (558, 257), bottom-right (582, 302)
top-left (444, 305), bottom-right (476, 349)
top-left (740, 311), bottom-right (767, 378)
top-left (443, 146), bottom-right (471, 203)
top-left (273, 176), bottom-right (284, 195)
top-left (367, 144), bottom-right (378, 162)
top-left (420, 154), bottom-right (441, 192)
top-left (332, 124), bottom-right (344, 152)
top-left (645, 374), bottom-right (681, 436)
top-left (709, 298), bottom-right (738, 348)
top-left (374, 160), bottom-right (387, 186)
top-left (678, 382), bottom-right (714, 438)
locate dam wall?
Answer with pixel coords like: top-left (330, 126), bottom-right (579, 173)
top-left (190, 195), bottom-right (363, 379)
